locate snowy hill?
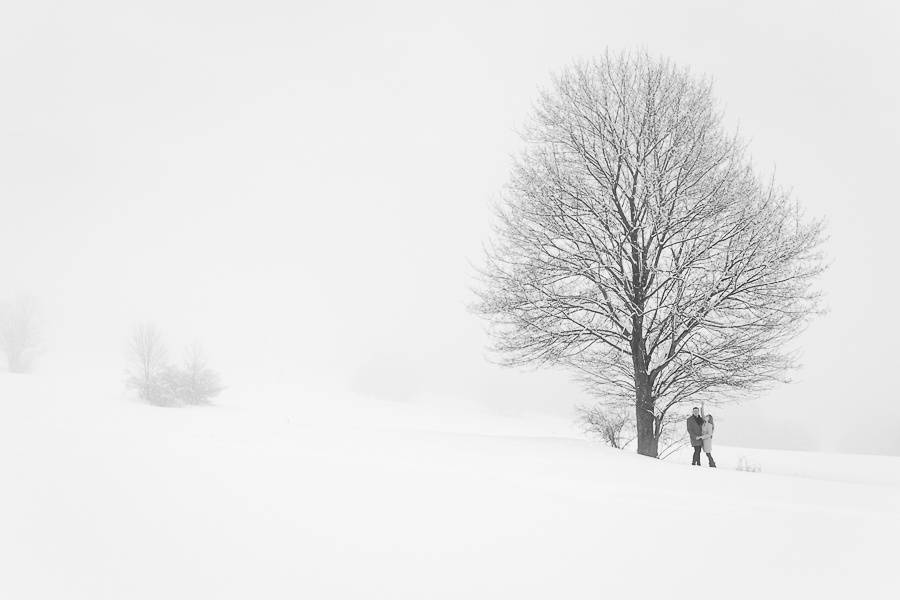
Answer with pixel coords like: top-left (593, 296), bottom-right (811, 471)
top-left (1, 374), bottom-right (898, 599)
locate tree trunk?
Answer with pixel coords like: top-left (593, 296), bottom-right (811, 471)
top-left (634, 376), bottom-right (658, 457)
top-left (630, 306), bottom-right (658, 457)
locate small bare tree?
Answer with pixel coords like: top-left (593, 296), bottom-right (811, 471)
top-left (0, 296), bottom-right (42, 374)
top-left (473, 51), bottom-right (825, 457)
top-left (127, 323), bottom-right (168, 405)
top-left (578, 404), bottom-right (634, 449)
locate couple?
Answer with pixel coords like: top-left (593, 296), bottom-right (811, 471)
top-left (686, 404), bottom-right (716, 468)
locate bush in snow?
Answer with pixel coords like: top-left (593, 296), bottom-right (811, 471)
top-left (579, 404), bottom-right (634, 450)
top-left (126, 325), bottom-right (223, 406)
top-left (736, 456), bottom-right (761, 473)
top-left (158, 345), bottom-right (223, 406)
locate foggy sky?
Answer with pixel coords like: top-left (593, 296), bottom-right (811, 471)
top-left (2, 1), bottom-right (898, 453)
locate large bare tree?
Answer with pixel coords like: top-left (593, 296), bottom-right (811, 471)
top-left (473, 52), bottom-right (825, 457)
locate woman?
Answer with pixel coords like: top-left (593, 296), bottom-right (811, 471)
top-left (699, 412), bottom-right (717, 468)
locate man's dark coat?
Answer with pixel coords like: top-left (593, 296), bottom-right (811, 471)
top-left (686, 415), bottom-right (704, 447)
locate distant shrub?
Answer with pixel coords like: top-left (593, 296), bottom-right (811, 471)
top-left (127, 325), bottom-right (223, 406)
top-left (158, 345), bottom-right (224, 406)
top-left (736, 456), bottom-right (761, 473)
top-left (0, 295), bottom-right (42, 374)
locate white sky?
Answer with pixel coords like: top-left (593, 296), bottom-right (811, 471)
top-left (2, 0), bottom-right (898, 453)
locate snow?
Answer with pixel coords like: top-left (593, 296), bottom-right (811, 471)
top-left (1, 374), bottom-right (898, 599)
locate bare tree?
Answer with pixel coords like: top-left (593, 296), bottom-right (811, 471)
top-left (473, 51), bottom-right (825, 457)
top-left (127, 323), bottom-right (168, 405)
top-left (578, 403), bottom-right (634, 449)
top-left (0, 295), bottom-right (42, 374)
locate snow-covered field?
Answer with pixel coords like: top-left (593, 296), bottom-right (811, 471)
top-left (1, 374), bottom-right (898, 599)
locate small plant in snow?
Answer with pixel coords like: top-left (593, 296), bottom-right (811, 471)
top-left (736, 456), bottom-right (761, 473)
top-left (579, 404), bottom-right (634, 450)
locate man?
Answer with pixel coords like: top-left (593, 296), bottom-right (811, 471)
top-left (686, 407), bottom-right (705, 466)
